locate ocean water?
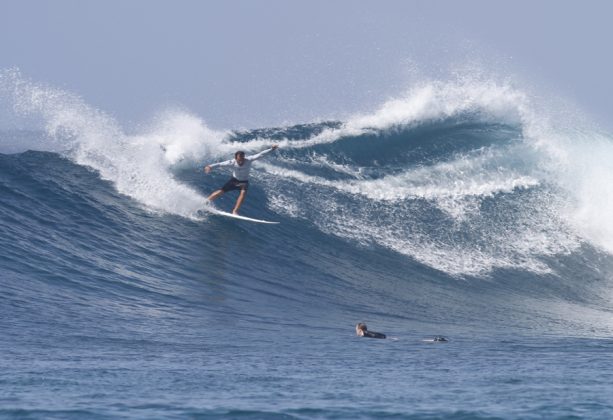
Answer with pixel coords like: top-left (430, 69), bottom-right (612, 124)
top-left (2, 70), bottom-right (613, 418)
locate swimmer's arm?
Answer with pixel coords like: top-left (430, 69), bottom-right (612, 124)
top-left (364, 331), bottom-right (386, 339)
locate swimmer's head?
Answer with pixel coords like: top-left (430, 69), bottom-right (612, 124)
top-left (356, 323), bottom-right (367, 336)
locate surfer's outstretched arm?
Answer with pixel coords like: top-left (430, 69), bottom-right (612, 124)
top-left (205, 159), bottom-right (234, 173)
top-left (247, 145), bottom-right (279, 161)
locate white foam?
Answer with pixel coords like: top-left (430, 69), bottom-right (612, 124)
top-left (136, 109), bottom-right (231, 165)
top-left (345, 80), bottom-right (529, 131)
top-left (248, 79), bottom-right (533, 152)
top-left (267, 168), bottom-right (576, 277)
top-left (261, 143), bottom-right (541, 220)
top-left (261, 78), bottom-right (600, 276)
top-left (546, 129), bottom-right (613, 254)
top-left (0, 69), bottom-right (224, 218)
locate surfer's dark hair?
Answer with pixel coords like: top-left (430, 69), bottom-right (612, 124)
top-left (235, 151), bottom-right (245, 158)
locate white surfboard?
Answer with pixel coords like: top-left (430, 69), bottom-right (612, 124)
top-left (421, 337), bottom-right (449, 343)
top-left (210, 209), bottom-right (279, 224)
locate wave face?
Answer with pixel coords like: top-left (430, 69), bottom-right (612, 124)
top-left (3, 70), bottom-right (613, 417)
top-left (2, 69), bottom-right (613, 322)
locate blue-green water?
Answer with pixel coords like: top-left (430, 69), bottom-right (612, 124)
top-left (2, 72), bottom-right (613, 418)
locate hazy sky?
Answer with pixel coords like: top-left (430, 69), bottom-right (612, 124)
top-left (1, 0), bottom-right (612, 130)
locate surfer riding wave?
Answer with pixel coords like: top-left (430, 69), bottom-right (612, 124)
top-left (204, 145), bottom-right (279, 215)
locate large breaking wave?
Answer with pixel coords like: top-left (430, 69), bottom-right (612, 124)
top-left (2, 68), bottom-right (613, 279)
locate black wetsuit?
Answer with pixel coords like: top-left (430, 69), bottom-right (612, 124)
top-left (362, 330), bottom-right (386, 339)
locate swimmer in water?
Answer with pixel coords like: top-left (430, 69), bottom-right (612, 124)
top-left (355, 323), bottom-right (386, 339)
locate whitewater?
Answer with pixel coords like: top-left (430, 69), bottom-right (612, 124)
top-left (2, 69), bottom-right (613, 418)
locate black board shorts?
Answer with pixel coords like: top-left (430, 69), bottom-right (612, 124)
top-left (221, 177), bottom-right (249, 192)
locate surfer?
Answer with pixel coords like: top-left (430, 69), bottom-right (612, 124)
top-left (355, 323), bottom-right (386, 339)
top-left (204, 145), bottom-right (279, 214)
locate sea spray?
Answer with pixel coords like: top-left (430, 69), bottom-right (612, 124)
top-left (0, 69), bottom-right (224, 218)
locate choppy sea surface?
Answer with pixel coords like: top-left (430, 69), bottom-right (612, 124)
top-left (2, 70), bottom-right (613, 418)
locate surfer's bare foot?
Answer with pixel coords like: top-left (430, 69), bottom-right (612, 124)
top-left (232, 210), bottom-right (239, 215)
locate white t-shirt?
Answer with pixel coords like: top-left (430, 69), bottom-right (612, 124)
top-left (209, 148), bottom-right (275, 181)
